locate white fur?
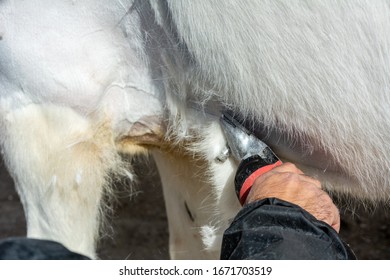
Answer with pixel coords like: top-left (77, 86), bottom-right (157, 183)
top-left (0, 0), bottom-right (389, 259)
top-left (152, 149), bottom-right (219, 259)
top-left (159, 0), bottom-right (390, 200)
top-left (0, 103), bottom-right (123, 258)
top-left (0, 0), bottom-right (163, 257)
top-left (150, 0), bottom-right (390, 254)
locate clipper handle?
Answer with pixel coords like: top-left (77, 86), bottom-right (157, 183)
top-left (235, 147), bottom-right (282, 205)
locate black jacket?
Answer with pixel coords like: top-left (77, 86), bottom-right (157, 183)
top-left (221, 197), bottom-right (356, 260)
top-left (0, 238), bottom-right (89, 260)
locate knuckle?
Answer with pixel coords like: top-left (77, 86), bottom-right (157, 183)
top-left (283, 162), bottom-right (296, 168)
top-left (322, 192), bottom-right (335, 204)
top-left (318, 192), bottom-right (333, 206)
top-left (277, 172), bottom-right (301, 184)
top-left (283, 162), bottom-right (300, 172)
top-left (312, 178), bottom-right (322, 187)
top-left (332, 204), bottom-right (340, 217)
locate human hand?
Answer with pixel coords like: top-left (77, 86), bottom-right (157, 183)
top-left (245, 163), bottom-right (341, 232)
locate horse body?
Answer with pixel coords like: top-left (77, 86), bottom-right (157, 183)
top-left (0, 0), bottom-right (165, 257)
top-left (0, 0), bottom-right (389, 258)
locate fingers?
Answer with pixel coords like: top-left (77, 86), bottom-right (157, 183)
top-left (302, 190), bottom-right (341, 232)
top-left (246, 162), bottom-right (341, 232)
top-left (265, 162), bottom-right (322, 189)
top-left (316, 192), bottom-right (341, 232)
top-left (269, 162), bottom-right (304, 174)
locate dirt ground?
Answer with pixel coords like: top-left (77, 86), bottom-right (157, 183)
top-left (0, 155), bottom-right (389, 259)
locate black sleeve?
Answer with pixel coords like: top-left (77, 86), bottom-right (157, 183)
top-left (0, 238), bottom-right (90, 260)
top-left (220, 198), bottom-right (356, 260)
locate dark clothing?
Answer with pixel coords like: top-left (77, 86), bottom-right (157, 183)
top-left (0, 238), bottom-right (89, 260)
top-left (221, 198), bottom-right (356, 260)
top-left (0, 198), bottom-right (355, 260)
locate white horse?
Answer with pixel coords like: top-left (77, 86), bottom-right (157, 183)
top-left (0, 0), bottom-right (389, 259)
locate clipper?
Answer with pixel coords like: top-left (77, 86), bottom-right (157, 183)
top-left (220, 112), bottom-right (282, 205)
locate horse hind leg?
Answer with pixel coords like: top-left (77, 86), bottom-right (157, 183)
top-left (0, 103), bottom-right (127, 258)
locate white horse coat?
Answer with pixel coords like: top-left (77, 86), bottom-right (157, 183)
top-left (0, 0), bottom-right (389, 258)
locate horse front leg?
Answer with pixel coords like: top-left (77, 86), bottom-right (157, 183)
top-left (152, 121), bottom-right (241, 259)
